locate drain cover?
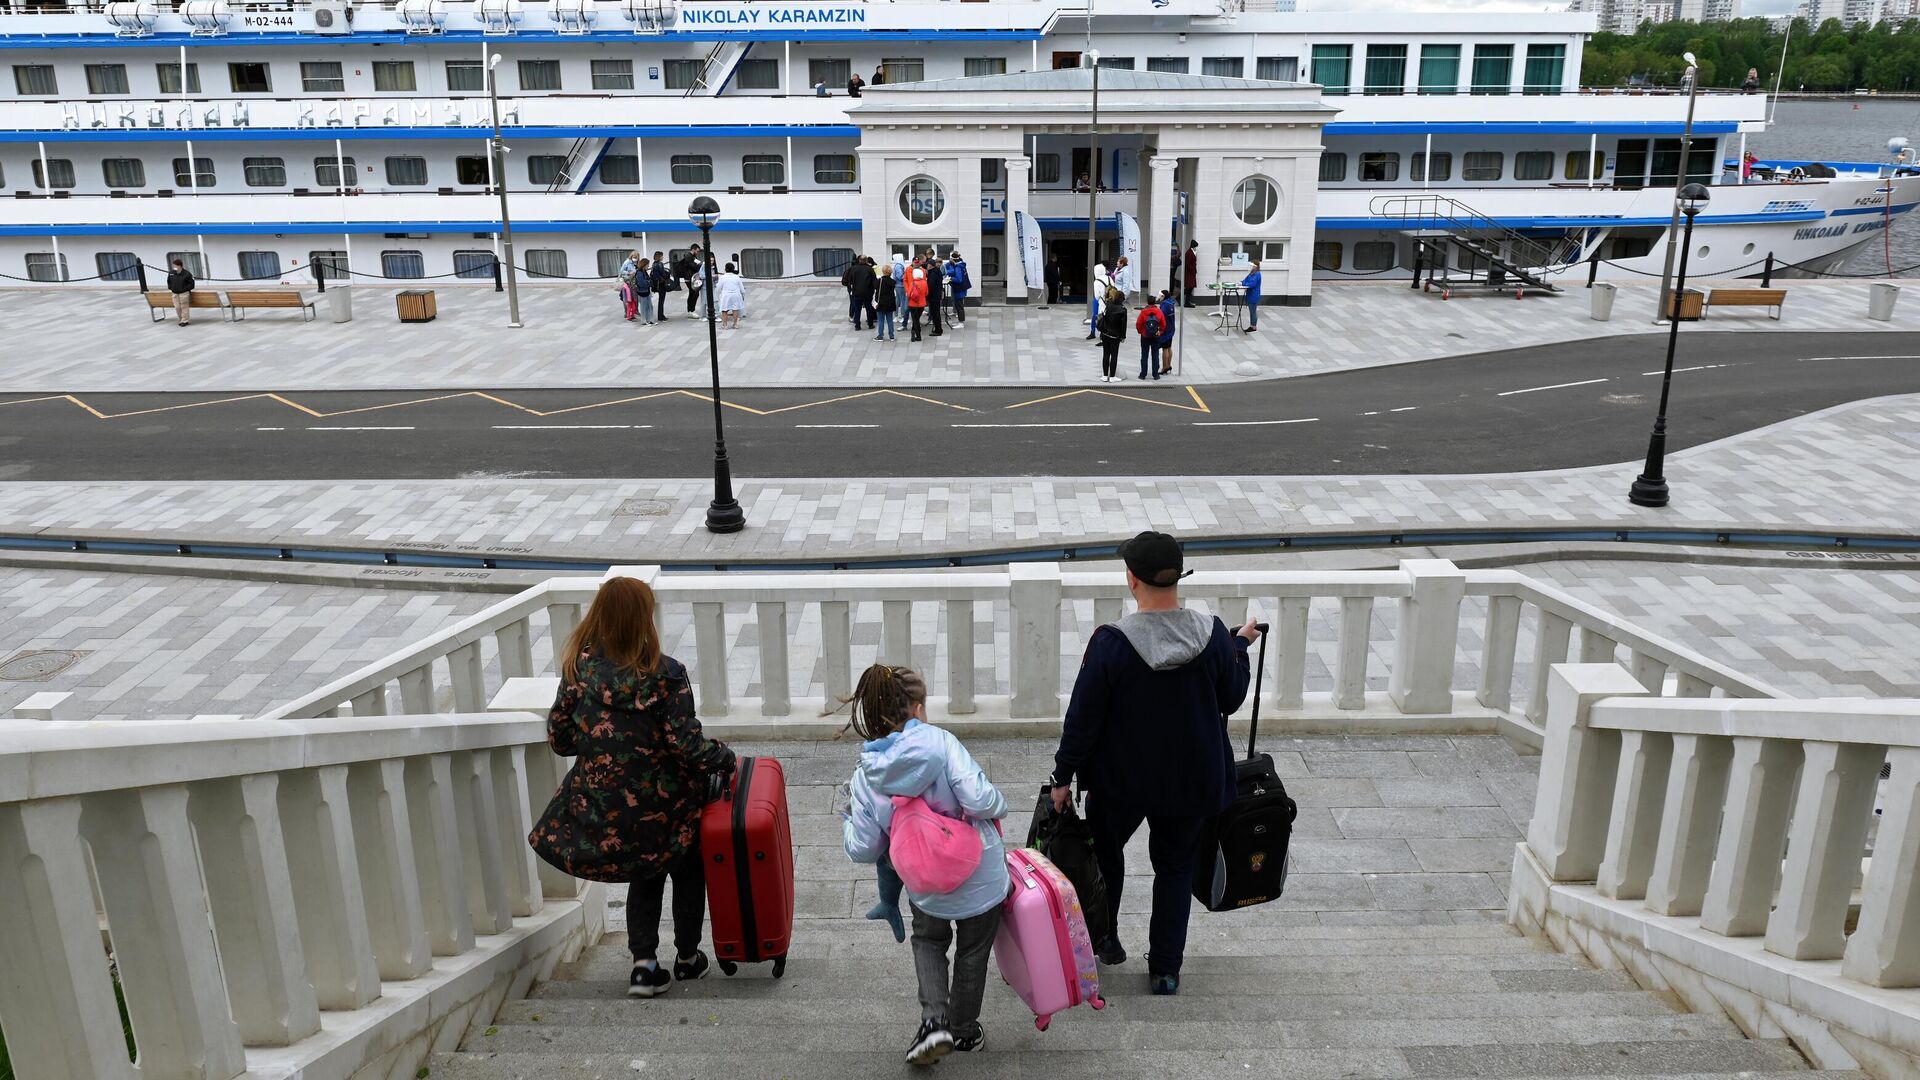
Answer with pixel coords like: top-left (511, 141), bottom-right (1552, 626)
top-left (0, 649), bottom-right (86, 682)
top-left (613, 498), bottom-right (673, 518)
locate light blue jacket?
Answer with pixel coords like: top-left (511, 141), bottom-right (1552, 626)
top-left (842, 719), bottom-right (1010, 920)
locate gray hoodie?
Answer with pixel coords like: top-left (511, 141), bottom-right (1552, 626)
top-left (1111, 608), bottom-right (1215, 671)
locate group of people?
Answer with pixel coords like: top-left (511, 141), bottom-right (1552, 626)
top-left (839, 251), bottom-right (973, 342)
top-left (844, 64), bottom-right (890, 97)
top-left (539, 530), bottom-right (1260, 1067)
top-left (1092, 286), bottom-right (1179, 382)
top-left (617, 243), bottom-right (748, 329)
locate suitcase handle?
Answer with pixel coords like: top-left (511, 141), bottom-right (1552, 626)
top-left (1246, 622), bottom-right (1270, 761)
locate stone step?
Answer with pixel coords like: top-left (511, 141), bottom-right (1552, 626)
top-left (593, 919), bottom-right (1529, 942)
top-left (1401, 1039), bottom-right (1817, 1076)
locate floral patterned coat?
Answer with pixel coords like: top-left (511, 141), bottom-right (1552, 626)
top-left (528, 650), bottom-right (735, 883)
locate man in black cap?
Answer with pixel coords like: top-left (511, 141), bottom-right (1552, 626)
top-left (1049, 530), bottom-right (1261, 996)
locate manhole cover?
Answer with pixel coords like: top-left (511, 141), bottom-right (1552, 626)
top-left (614, 498), bottom-right (673, 518)
top-left (0, 649), bottom-right (86, 681)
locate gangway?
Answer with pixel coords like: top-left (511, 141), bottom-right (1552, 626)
top-left (1370, 194), bottom-right (1582, 299)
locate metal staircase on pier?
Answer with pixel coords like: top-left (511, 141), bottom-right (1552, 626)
top-left (1370, 194), bottom-right (1582, 299)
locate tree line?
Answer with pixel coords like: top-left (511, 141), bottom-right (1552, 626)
top-left (1582, 17), bottom-right (1920, 92)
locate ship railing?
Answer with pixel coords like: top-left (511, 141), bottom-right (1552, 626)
top-left (1370, 193), bottom-right (1583, 270)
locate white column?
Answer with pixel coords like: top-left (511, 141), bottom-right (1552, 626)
top-left (1387, 559), bottom-right (1466, 714)
top-left (1003, 156), bottom-right (1032, 303)
top-left (1699, 737), bottom-right (1799, 937)
top-left (454, 750), bottom-right (514, 935)
top-left (946, 599), bottom-right (977, 715)
top-left (1766, 741), bottom-right (1883, 960)
top-left (1334, 597), bottom-right (1372, 710)
top-left (1525, 610), bottom-right (1574, 725)
top-left (957, 150), bottom-right (984, 285)
top-left (1476, 594), bottom-right (1522, 712)
top-left (346, 760), bottom-right (434, 979)
top-left (882, 600), bottom-right (912, 667)
top-left (1643, 733), bottom-right (1734, 917)
top-left (1526, 664), bottom-right (1646, 882)
top-left (1845, 745), bottom-right (1920, 987)
top-left (1146, 155), bottom-right (1178, 304)
top-left (1009, 563), bottom-right (1063, 718)
top-left (405, 753), bottom-right (478, 954)
top-left (492, 745), bottom-right (545, 918)
top-left (277, 766), bottom-right (381, 1009)
top-left (758, 601), bottom-right (792, 716)
top-left (821, 599), bottom-right (853, 710)
top-left (1274, 596), bottom-right (1310, 710)
top-left (1595, 730), bottom-right (1673, 901)
top-left (693, 602), bottom-right (731, 717)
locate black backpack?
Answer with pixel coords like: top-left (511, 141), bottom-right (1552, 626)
top-left (1026, 787), bottom-right (1114, 946)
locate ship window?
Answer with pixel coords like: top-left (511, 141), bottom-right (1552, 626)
top-left (381, 251), bottom-right (425, 279)
top-left (301, 62), bottom-right (345, 93)
top-left (385, 156), bottom-right (428, 186)
top-left (1147, 56), bottom-right (1190, 74)
top-left (814, 154), bottom-right (856, 184)
top-left (242, 154), bottom-right (284, 185)
top-left (314, 156), bottom-right (356, 188)
top-left (596, 249), bottom-right (628, 278)
top-left (736, 59), bottom-right (778, 89)
top-left (1418, 45), bottom-right (1459, 94)
top-left (1203, 57), bottom-right (1244, 78)
top-left (742, 154), bottom-right (785, 186)
top-left (1363, 44), bottom-right (1406, 95)
top-left (1565, 150), bottom-right (1605, 180)
top-left (519, 60), bottom-right (562, 91)
top-left (1514, 151), bottom-right (1552, 181)
top-left (1463, 152), bottom-right (1503, 182)
top-left (13, 64), bottom-right (56, 96)
top-left (670, 154), bottom-right (713, 185)
top-left (527, 155), bottom-right (566, 186)
top-left (1411, 152), bottom-right (1451, 182)
top-left (1309, 45), bottom-right (1350, 95)
top-left (1222, 239), bottom-right (1286, 263)
top-left (1312, 242), bottom-right (1343, 271)
top-left (1648, 138), bottom-right (1683, 187)
top-left (374, 61), bottom-right (417, 92)
top-left (1099, 55), bottom-right (1136, 69)
top-left (1318, 154), bottom-right (1347, 183)
top-left (663, 58), bottom-right (703, 90)
top-left (1470, 45), bottom-right (1512, 95)
top-left (525, 249), bottom-right (569, 278)
top-left (813, 247), bottom-right (855, 277)
top-left (1256, 56), bottom-right (1297, 81)
top-left (236, 251), bottom-right (281, 280)
top-left (965, 57), bottom-right (1007, 77)
top-left (157, 62), bottom-right (202, 94)
top-left (1035, 154), bottom-right (1061, 184)
top-left (454, 250), bottom-right (497, 278)
top-left (1360, 152), bottom-right (1400, 182)
top-left (1614, 139), bottom-right (1647, 190)
top-left (229, 62), bottom-right (272, 93)
top-left (899, 176), bottom-right (946, 225)
top-left (102, 158), bottom-right (146, 188)
top-left (456, 156), bottom-right (492, 185)
top-left (983, 246), bottom-right (1000, 278)
top-left (982, 158), bottom-right (1001, 185)
top-left (591, 59), bottom-right (634, 90)
top-left (310, 251), bottom-right (348, 281)
top-left (25, 253), bottom-right (68, 283)
top-left (1610, 234), bottom-right (1654, 259)
top-left (446, 60), bottom-right (486, 93)
top-left (600, 155), bottom-right (639, 185)
top-left (1354, 241), bottom-right (1397, 271)
top-left (86, 63), bottom-right (129, 95)
top-left (808, 58), bottom-right (851, 88)
top-left (1686, 140), bottom-right (1718, 185)
top-left (880, 58), bottom-right (925, 83)
top-left (1232, 177), bottom-right (1279, 225)
top-left (740, 248), bottom-right (783, 278)
top-left (1523, 43), bottom-right (1565, 95)
top-left (32, 159), bottom-right (75, 189)
top-left (167, 251), bottom-right (206, 277)
top-left (96, 252), bottom-right (140, 281)
top-left (173, 157), bottom-right (216, 187)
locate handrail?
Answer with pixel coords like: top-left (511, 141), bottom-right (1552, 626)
top-left (1587, 695), bottom-right (1920, 742)
top-left (1370, 192), bottom-right (1583, 270)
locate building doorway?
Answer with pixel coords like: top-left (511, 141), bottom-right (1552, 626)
top-left (1052, 51), bottom-right (1082, 70)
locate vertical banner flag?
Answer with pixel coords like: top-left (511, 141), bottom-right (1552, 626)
top-left (1116, 211), bottom-right (1142, 296)
top-left (1014, 210), bottom-right (1045, 289)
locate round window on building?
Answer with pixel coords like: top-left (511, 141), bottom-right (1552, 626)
top-left (898, 176), bottom-right (947, 226)
top-left (1233, 177), bottom-right (1279, 226)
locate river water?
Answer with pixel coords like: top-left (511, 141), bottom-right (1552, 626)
top-left (1751, 98), bottom-right (1920, 271)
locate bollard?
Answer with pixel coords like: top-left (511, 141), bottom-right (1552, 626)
top-left (493, 255), bottom-right (505, 293)
top-left (1762, 253), bottom-right (1774, 288)
top-left (1869, 281), bottom-right (1900, 321)
top-left (312, 259), bottom-right (327, 293)
top-left (1590, 280), bottom-right (1618, 321)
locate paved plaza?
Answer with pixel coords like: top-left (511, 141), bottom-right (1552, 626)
top-left (1, 276), bottom-right (1915, 391)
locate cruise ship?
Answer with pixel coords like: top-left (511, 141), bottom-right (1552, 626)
top-left (0, 0), bottom-right (1913, 295)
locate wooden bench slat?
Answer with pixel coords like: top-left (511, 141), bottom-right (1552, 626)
top-left (1704, 287), bottom-right (1787, 320)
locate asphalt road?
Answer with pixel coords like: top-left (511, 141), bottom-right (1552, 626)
top-left (4, 332), bottom-right (1917, 481)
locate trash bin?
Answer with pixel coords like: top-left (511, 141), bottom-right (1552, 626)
top-left (1589, 281), bottom-right (1618, 322)
top-left (327, 284), bottom-right (354, 324)
top-left (1870, 281), bottom-right (1900, 322)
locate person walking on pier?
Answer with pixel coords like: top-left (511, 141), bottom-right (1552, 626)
top-left (906, 258), bottom-right (929, 342)
top-left (1240, 260), bottom-right (1262, 333)
top-left (648, 252), bottom-right (673, 322)
top-left (1135, 300), bottom-right (1165, 381)
top-left (875, 264), bottom-right (899, 342)
top-left (677, 244), bottom-right (704, 315)
top-left (1183, 241), bottom-right (1199, 308)
top-left (1096, 287), bottom-right (1127, 382)
top-left (945, 252), bottom-right (971, 326)
top-left (166, 258), bottom-right (196, 326)
top-left (716, 261), bottom-right (746, 330)
top-left (1156, 289), bottom-right (1177, 376)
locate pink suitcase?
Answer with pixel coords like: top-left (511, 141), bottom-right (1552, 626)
top-left (993, 848), bottom-right (1106, 1031)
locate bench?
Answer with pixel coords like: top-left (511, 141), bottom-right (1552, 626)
top-left (224, 289), bottom-right (317, 322)
top-left (1705, 287), bottom-right (1787, 320)
top-left (144, 290), bottom-right (223, 322)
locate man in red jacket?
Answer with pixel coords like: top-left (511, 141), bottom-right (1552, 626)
top-left (1182, 241), bottom-right (1199, 308)
top-left (1135, 303), bottom-right (1166, 380)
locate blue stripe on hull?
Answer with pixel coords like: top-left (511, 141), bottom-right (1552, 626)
top-left (0, 218), bottom-right (861, 237)
top-left (1323, 120), bottom-right (1742, 136)
top-left (0, 29), bottom-right (1044, 49)
top-left (0, 124), bottom-right (860, 144)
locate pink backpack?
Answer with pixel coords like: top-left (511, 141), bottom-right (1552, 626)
top-left (889, 796), bottom-right (983, 894)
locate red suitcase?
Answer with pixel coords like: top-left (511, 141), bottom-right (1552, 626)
top-left (700, 755), bottom-right (795, 977)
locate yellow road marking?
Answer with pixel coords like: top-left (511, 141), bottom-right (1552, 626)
top-left (1003, 386), bottom-right (1211, 413)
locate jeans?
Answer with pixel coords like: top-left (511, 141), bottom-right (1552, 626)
top-left (1246, 299), bottom-right (1259, 329)
top-left (848, 292), bottom-right (867, 328)
top-left (627, 848), bottom-right (705, 964)
top-left (875, 310), bottom-right (896, 339)
top-left (1086, 794), bottom-right (1205, 977)
top-left (1138, 338), bottom-right (1160, 378)
top-left (951, 295), bottom-right (967, 323)
top-left (928, 296), bottom-right (944, 335)
top-left (910, 902), bottom-right (1004, 1028)
top-left (636, 291), bottom-right (654, 325)
top-left (653, 286), bottom-right (670, 319)
top-left (1100, 338), bottom-right (1120, 378)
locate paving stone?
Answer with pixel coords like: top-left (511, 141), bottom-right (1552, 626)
top-left (1408, 839), bottom-right (1527, 874)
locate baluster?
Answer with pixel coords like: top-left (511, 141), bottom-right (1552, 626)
top-left (1767, 741), bottom-right (1885, 961)
top-left (756, 601), bottom-right (791, 716)
top-left (1219, 596), bottom-right (1249, 635)
top-left (1673, 672), bottom-right (1712, 698)
top-left (345, 760), bottom-right (433, 978)
top-left (1643, 733), bottom-right (1735, 916)
top-left (397, 664), bottom-right (435, 714)
top-left (1844, 745), bottom-right (1920, 987)
top-left (453, 749), bottom-right (513, 935)
top-left (946, 598), bottom-right (976, 715)
top-left (1388, 560), bottom-right (1466, 715)
top-left (1700, 737), bottom-right (1800, 937)
top-left (1476, 594), bottom-right (1522, 712)
top-left (448, 640), bottom-right (486, 713)
top-left (319, 705), bottom-right (341, 718)
top-left (404, 754), bottom-right (476, 955)
top-left (81, 785), bottom-right (247, 1078)
top-left (1526, 664), bottom-right (1641, 881)
top-left (351, 685), bottom-right (388, 717)
top-left (1334, 596), bottom-right (1372, 710)
top-left (1093, 596), bottom-right (1124, 629)
top-left (492, 746), bottom-right (544, 918)
top-left (187, 774), bottom-right (322, 1046)
top-left (1525, 610), bottom-right (1574, 725)
top-left (1627, 650), bottom-right (1668, 695)
top-left (1596, 730), bottom-right (1673, 901)
top-left (1577, 628), bottom-right (1618, 665)
top-left (882, 599), bottom-right (912, 666)
top-left (1275, 596), bottom-right (1309, 710)
top-left (519, 745), bottom-right (579, 899)
top-left (821, 600), bottom-right (853, 709)
top-left (545, 602), bottom-right (583, 671)
top-left (692, 602), bottom-right (731, 716)
top-left (1009, 563), bottom-right (1063, 719)
top-left (495, 617), bottom-right (536, 679)
top-left (276, 766), bottom-right (381, 1008)
top-left (0, 798), bottom-right (143, 1080)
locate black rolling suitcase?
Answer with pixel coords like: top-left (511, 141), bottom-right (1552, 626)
top-left (1193, 622), bottom-right (1297, 912)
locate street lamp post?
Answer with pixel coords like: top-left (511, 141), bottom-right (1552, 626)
top-left (1653, 52), bottom-right (1700, 322)
top-left (690, 196), bottom-right (746, 534)
top-left (1083, 48), bottom-right (1101, 340)
top-left (486, 53), bottom-right (523, 329)
top-left (1629, 182), bottom-right (1711, 509)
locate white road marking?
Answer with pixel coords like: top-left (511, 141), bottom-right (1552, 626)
top-left (1641, 363), bottom-right (1736, 376)
top-left (1801, 355), bottom-right (1920, 362)
top-left (255, 426), bottom-right (285, 431)
top-left (1391, 406), bottom-right (1419, 413)
top-left (951, 423), bottom-right (1112, 428)
top-left (1191, 418), bottom-right (1320, 427)
top-left (795, 423), bottom-right (880, 429)
top-left (306, 426), bottom-right (416, 431)
top-left (1496, 378), bottom-right (1609, 397)
top-left (491, 424), bottom-right (651, 430)
top-left (1361, 411), bottom-right (1381, 416)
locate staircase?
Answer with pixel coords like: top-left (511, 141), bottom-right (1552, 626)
top-left (685, 40), bottom-right (751, 96)
top-left (1370, 194), bottom-right (1583, 299)
top-left (548, 136), bottom-right (612, 193)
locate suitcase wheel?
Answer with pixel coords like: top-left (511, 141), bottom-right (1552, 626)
top-left (718, 960), bottom-right (738, 976)
top-left (1035, 1015), bottom-right (1051, 1032)
top-left (1090, 994), bottom-right (1106, 1010)
top-left (771, 957), bottom-right (786, 979)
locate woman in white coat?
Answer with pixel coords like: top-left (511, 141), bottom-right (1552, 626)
top-left (715, 262), bottom-right (746, 329)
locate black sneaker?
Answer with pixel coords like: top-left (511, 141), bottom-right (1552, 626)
top-left (951, 1022), bottom-right (986, 1053)
top-left (1150, 973), bottom-right (1180, 996)
top-left (628, 962), bottom-right (670, 998)
top-left (672, 951), bottom-right (710, 983)
top-left (905, 1018), bottom-right (954, 1065)
top-left (1096, 935), bottom-right (1128, 966)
